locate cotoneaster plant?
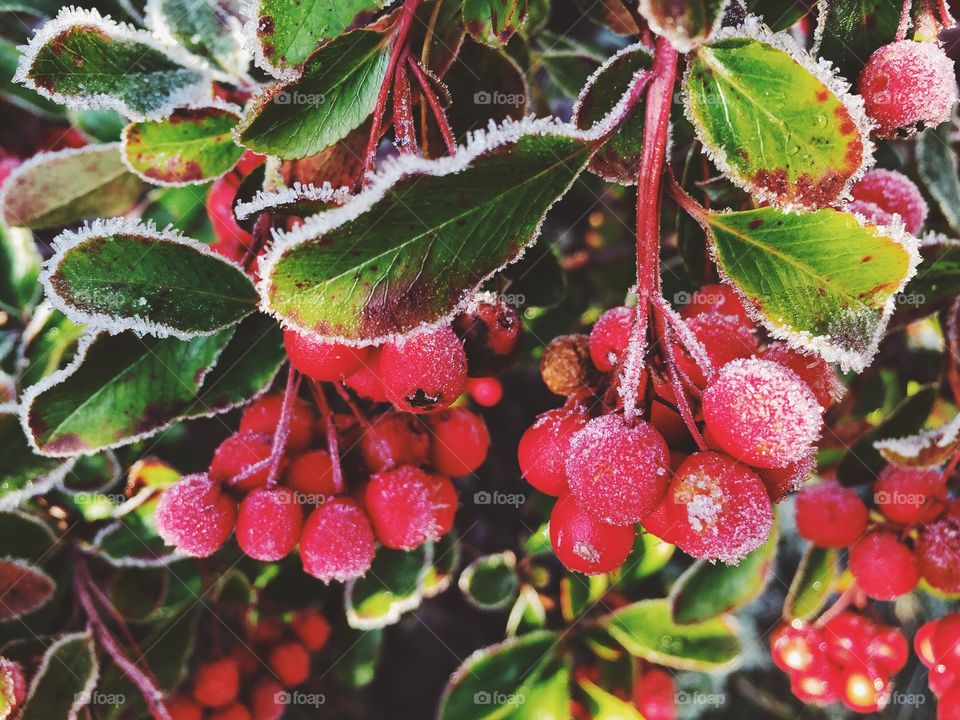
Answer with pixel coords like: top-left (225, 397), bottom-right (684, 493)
top-left (2, 0), bottom-right (960, 719)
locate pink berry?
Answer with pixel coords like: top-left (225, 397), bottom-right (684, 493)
top-left (795, 480), bottom-right (868, 547)
top-left (236, 487), bottom-right (303, 561)
top-left (932, 613), bottom-right (960, 671)
top-left (358, 412), bottom-right (430, 473)
top-left (193, 657), bottom-right (240, 708)
top-left (917, 514), bottom-right (960, 593)
top-left (343, 347), bottom-right (389, 402)
top-left (209, 431), bottom-right (274, 492)
top-left (673, 311), bottom-right (759, 387)
top-left (166, 695), bottom-right (203, 720)
top-left (284, 450), bottom-right (336, 497)
top-left (663, 452), bottom-right (773, 563)
top-left (679, 283), bottom-right (752, 325)
top-left (588, 306), bottom-right (634, 372)
top-left (858, 40), bottom-right (958, 138)
top-left (518, 407), bottom-right (588, 497)
top-left (156, 474), bottom-right (236, 558)
top-left (249, 678), bottom-right (285, 720)
top-left (284, 329), bottom-right (371, 381)
top-left (300, 498), bottom-right (376, 583)
top-left (632, 668), bottom-right (676, 720)
top-left (758, 451), bottom-right (816, 503)
top-left (291, 608), bottom-right (331, 652)
top-left (466, 376), bottom-right (503, 407)
top-left (847, 198), bottom-right (896, 228)
top-left (760, 342), bottom-right (840, 410)
top-left (428, 408), bottom-right (490, 476)
top-left (208, 703), bottom-right (251, 720)
top-left (848, 530), bottom-right (919, 600)
top-left (239, 394), bottom-right (315, 453)
top-left (549, 493), bottom-right (635, 575)
top-left (364, 466), bottom-right (456, 549)
top-left (849, 169), bottom-right (928, 235)
top-left (268, 642), bottom-right (310, 687)
top-left (379, 327), bottom-right (467, 413)
top-left (565, 414), bottom-right (670, 526)
top-left (702, 358), bottom-right (823, 469)
top-left (874, 465), bottom-right (947, 525)
top-left (452, 297), bottom-right (524, 376)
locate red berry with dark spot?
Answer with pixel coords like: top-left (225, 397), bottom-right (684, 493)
top-left (344, 348), bottom-right (388, 402)
top-left (549, 493), bottom-right (635, 575)
top-left (874, 465), bottom-right (947, 525)
top-left (849, 169), bottom-right (928, 234)
top-left (358, 412), bottom-right (430, 473)
top-left (300, 498), bottom-right (376, 583)
top-left (588, 306), bottom-right (634, 372)
top-left (240, 394), bottom-right (315, 453)
top-left (452, 296), bottom-right (524, 376)
top-left (428, 408), bottom-right (490, 476)
top-left (284, 450), bottom-right (336, 498)
top-left (269, 642), bottom-right (310, 687)
top-left (249, 678), bottom-right (285, 720)
top-left (193, 657), bottom-right (241, 708)
top-left (236, 487), bottom-right (303, 561)
top-left (679, 283), bottom-right (752, 325)
top-left (795, 480), bottom-right (868, 547)
top-left (518, 407), bottom-right (588, 497)
top-left (156, 474), bottom-right (237, 558)
top-left (166, 695), bottom-right (204, 720)
top-left (284, 330), bottom-right (371, 381)
top-left (760, 342), bottom-right (840, 410)
top-left (849, 530), bottom-right (919, 600)
top-left (673, 311), bottom-right (759, 387)
top-left (917, 514), bottom-right (960, 593)
top-left (364, 466), bottom-right (456, 549)
top-left (291, 609), bottom-right (331, 652)
top-left (379, 327), bottom-right (467, 413)
top-left (209, 703), bottom-right (252, 720)
top-left (209, 431), bottom-right (274, 492)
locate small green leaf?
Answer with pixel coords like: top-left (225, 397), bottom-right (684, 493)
top-left (331, 628), bottom-right (384, 689)
top-left (43, 219), bottom-right (258, 338)
top-left (422, 531), bottom-right (460, 598)
top-left (0, 512), bottom-right (57, 563)
top-left (459, 552), bottom-right (519, 610)
top-left (234, 183), bottom-right (350, 221)
top-left (605, 598), bottom-right (742, 671)
top-left (579, 679), bottom-right (644, 720)
top-left (506, 585), bottom-right (548, 637)
top-left (0, 410), bottom-right (72, 510)
top-left (346, 545), bottom-right (432, 629)
top-left (0, 558), bottom-right (55, 621)
top-left (90, 498), bottom-right (178, 567)
top-left (638, 0), bottom-right (727, 51)
top-left (18, 632), bottom-right (97, 720)
top-left (0, 224), bottom-right (40, 317)
top-left (900, 237), bottom-right (960, 320)
top-left (1, 144), bottom-right (146, 229)
top-left (784, 545), bottom-right (838, 621)
top-left (705, 206), bottom-right (919, 371)
top-left (617, 531), bottom-right (675, 587)
top-left (745, 0), bottom-right (810, 31)
top-left (145, 0), bottom-right (246, 76)
top-left (917, 121), bottom-right (960, 236)
top-left (237, 29), bottom-right (391, 160)
top-left (17, 304), bottom-right (86, 389)
top-left (684, 28), bottom-right (870, 208)
top-left (560, 573), bottom-right (609, 622)
top-left (816, 0), bottom-right (900, 81)
top-left (463, 0), bottom-right (528, 46)
top-left (122, 105), bottom-right (245, 186)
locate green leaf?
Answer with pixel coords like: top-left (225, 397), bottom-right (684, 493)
top-left (638, 0), bottom-right (727, 51)
top-left (0, 512), bottom-right (57, 563)
top-left (616, 531), bottom-right (675, 587)
top-left (22, 329), bottom-right (232, 456)
top-left (250, 0), bottom-right (389, 75)
top-left (506, 586), bottom-right (548, 637)
top-left (684, 28), bottom-right (870, 208)
top-left (669, 521), bottom-right (778, 624)
top-left (422, 531), bottom-right (460, 598)
top-left (237, 29), bottom-right (391, 160)
top-left (145, 0), bottom-right (247, 76)
top-left (463, 0), bottom-right (528, 46)
top-left (704, 206), bottom-right (918, 371)
top-left (345, 544), bottom-right (432, 629)
top-left (900, 238), bottom-right (960, 319)
top-left (43, 219), bottom-right (258, 338)
top-left (459, 552), bottom-right (519, 610)
top-left (234, 183), bottom-right (350, 221)
top-left (90, 497), bottom-right (178, 567)
top-left (579, 679), bottom-right (644, 720)
top-left (122, 105), bottom-right (245, 185)
top-left (0, 225), bottom-right (40, 317)
top-left (745, 0), bottom-right (811, 31)
top-left (331, 628), bottom-right (383, 689)
top-left (18, 632), bottom-right (97, 720)
top-left (0, 410), bottom-right (73, 510)
top-left (605, 598), bottom-right (742, 671)
top-left (0, 37), bottom-right (65, 119)
top-left (17, 304), bottom-right (86, 389)
top-left (784, 545), bottom-right (838, 621)
top-left (15, 8), bottom-right (212, 121)
top-left (815, 0), bottom-right (900, 81)
top-left (0, 558), bottom-right (55, 621)
top-left (536, 31), bottom-right (603, 100)
top-left (560, 573), bottom-right (609, 622)
top-left (917, 121), bottom-right (960, 235)
top-left (1, 144), bottom-right (146, 229)
top-left (262, 123), bottom-right (596, 342)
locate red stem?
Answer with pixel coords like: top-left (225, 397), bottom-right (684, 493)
top-left (392, 51), bottom-right (419, 155)
top-left (407, 53), bottom-right (457, 156)
top-left (308, 381), bottom-right (345, 494)
top-left (896, 0), bottom-right (912, 40)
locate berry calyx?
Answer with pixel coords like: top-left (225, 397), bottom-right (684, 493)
top-left (848, 168), bottom-right (928, 235)
top-left (291, 609), bottom-right (331, 652)
top-left (284, 330), bottom-right (371, 381)
top-left (269, 642), bottom-right (310, 687)
top-left (357, 412), bottom-right (430, 473)
top-left (379, 326), bottom-right (467, 413)
top-left (759, 342), bottom-right (839, 410)
top-left (428, 407), bottom-right (490, 476)
top-left (795, 480), bottom-right (868, 547)
top-left (300, 497), bottom-right (376, 583)
top-left (364, 466), bottom-right (457, 549)
top-left (193, 657), bottom-right (241, 708)
top-left (916, 514), bottom-right (960, 593)
top-left (284, 450), bottom-right (336, 497)
top-left (874, 465), bottom-right (946, 525)
top-left (549, 493), bottom-right (635, 575)
top-left (848, 530), bottom-right (919, 600)
top-left (452, 296), bottom-right (524, 376)
top-left (588, 306), bottom-right (634, 372)
top-left (679, 283), bottom-right (752, 325)
top-left (156, 474), bottom-right (237, 558)
top-left (518, 406), bottom-right (588, 497)
top-left (209, 431), bottom-right (274, 492)
top-left (236, 487), bottom-right (303, 561)
top-left (240, 394), bottom-right (315, 453)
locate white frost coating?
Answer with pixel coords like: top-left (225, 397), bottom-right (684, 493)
top-left (144, 0), bottom-right (250, 79)
top-left (0, 557), bottom-right (55, 620)
top-left (638, 0), bottom-right (733, 53)
top-left (21, 629), bottom-right (99, 719)
top-left (90, 521), bottom-right (183, 567)
top-left (344, 542), bottom-right (434, 629)
top-left (14, 7), bottom-right (215, 122)
top-left (682, 15), bottom-right (877, 212)
top-left (0, 407), bottom-right (76, 511)
top-left (40, 216), bottom-right (252, 341)
top-left (56, 449), bottom-right (122, 496)
top-left (655, 294), bottom-right (715, 377)
top-left (234, 181), bottom-right (352, 220)
top-left (874, 412), bottom-right (960, 465)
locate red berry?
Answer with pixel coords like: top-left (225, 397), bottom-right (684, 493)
top-left (236, 487), bottom-right (303, 561)
top-left (849, 169), bottom-right (928, 235)
top-left (249, 678), bottom-right (285, 720)
top-left (207, 178), bottom-right (252, 261)
top-left (156, 474), bottom-right (237, 558)
top-left (758, 451), bottom-right (815, 503)
top-left (588, 306), bottom-right (634, 372)
top-left (849, 530), bottom-right (919, 600)
top-left (430, 473), bottom-right (458, 537)
top-left (702, 358), bottom-right (823, 469)
top-left (358, 412), bottom-right (430, 473)
top-left (343, 348), bottom-right (388, 402)
top-left (914, 618), bottom-right (938, 667)
top-left (210, 431), bottom-right (274, 492)
top-left (938, 685), bottom-right (960, 720)
top-left (868, 626), bottom-right (908, 676)
top-left (284, 330), bottom-right (371, 381)
top-left (269, 642), bottom-right (310, 687)
top-left (638, 499), bottom-right (682, 545)
top-left (930, 661), bottom-right (959, 697)
top-left (840, 662), bottom-right (887, 713)
top-left (300, 498), bottom-right (376, 582)
top-left (452, 296), bottom-right (524, 376)
top-left (166, 695), bottom-right (204, 720)
top-left (820, 611), bottom-right (873, 666)
top-left (208, 703), bottom-right (252, 720)
top-left (379, 327), bottom-right (467, 413)
top-left (770, 623), bottom-right (823, 674)
top-left (466, 376), bottom-right (503, 407)
top-left (760, 342), bottom-right (839, 410)
top-left (291, 608), bottom-right (331, 652)
top-left (795, 480), bottom-right (868, 547)
top-left (240, 394), bottom-right (315, 453)
top-left (364, 466), bottom-right (456, 549)
top-left (679, 283), bottom-right (752, 325)
top-left (518, 407), bottom-right (588, 496)
top-left (874, 465), bottom-right (947, 525)
top-left (790, 664), bottom-right (841, 706)
top-left (193, 657), bottom-right (241, 708)
top-left (250, 616), bottom-right (285, 645)
top-left (673, 311), bottom-right (759, 387)
top-left (284, 450), bottom-right (336, 498)
top-left (549, 493), bottom-right (635, 575)
top-left (631, 668), bottom-right (677, 720)
top-left (858, 40), bottom-right (957, 138)
top-left (917, 515), bottom-right (960, 593)
top-left (664, 452), bottom-right (773, 563)
top-left (428, 408), bottom-right (490, 476)
top-left (933, 613), bottom-right (960, 672)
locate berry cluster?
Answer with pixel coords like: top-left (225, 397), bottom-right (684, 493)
top-left (165, 609), bottom-right (331, 720)
top-left (916, 611), bottom-right (960, 719)
top-left (770, 613), bottom-right (907, 713)
top-left (796, 464), bottom-right (954, 600)
top-left (521, 284), bottom-right (836, 573)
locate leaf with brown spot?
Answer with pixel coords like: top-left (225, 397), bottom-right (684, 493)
top-left (0, 558), bottom-right (55, 622)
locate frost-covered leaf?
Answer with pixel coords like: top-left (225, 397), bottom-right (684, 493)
top-left (745, 0), bottom-right (811, 31)
top-left (899, 237), bottom-right (960, 319)
top-left (573, 43), bottom-right (651, 185)
top-left (815, 0), bottom-right (899, 80)
top-left (0, 558), bottom-right (54, 621)
top-left (22, 329), bottom-right (232, 456)
top-left (605, 598), bottom-right (742, 671)
top-left (345, 545), bottom-right (432, 629)
top-left (784, 545), bottom-right (837, 621)
top-left (705, 206), bottom-right (919, 372)
top-left (234, 182), bottom-right (350, 221)
top-left (237, 29), bottom-right (391, 160)
top-left (146, 0), bottom-right (247, 76)
top-left (0, 512), bottom-right (57, 563)
top-left (463, 0), bottom-right (528, 46)
top-left (0, 410), bottom-right (73, 510)
top-left (14, 8), bottom-right (212, 121)
top-left (536, 31), bottom-right (604, 100)
top-left (579, 679), bottom-right (644, 720)
top-left (917, 122), bottom-right (960, 236)
top-left (0, 144), bottom-right (146, 230)
top-left (42, 219), bottom-right (258, 338)
top-left (638, 0), bottom-right (728, 52)
top-left (246, 0), bottom-right (391, 76)
top-left (17, 304), bottom-right (86, 390)
top-left (421, 531), bottom-right (460, 599)
top-left (684, 24), bottom-right (871, 209)
top-left (0, 225), bottom-right (40, 317)
top-left (90, 498), bottom-right (178, 566)
top-left (875, 412), bottom-right (960, 467)
top-left (459, 552), bottom-right (518, 610)
top-left (18, 631), bottom-right (98, 720)
top-left (122, 105), bottom-right (245, 186)
top-left (617, 532), bottom-right (675, 587)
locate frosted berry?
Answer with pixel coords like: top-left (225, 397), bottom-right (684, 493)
top-left (758, 451), bottom-right (816, 503)
top-left (679, 283), bottom-right (752, 325)
top-left (874, 465), bottom-right (946, 525)
top-left (291, 608), bottom-right (331, 652)
top-left (428, 408), bottom-right (490, 476)
top-left (284, 450), bottom-right (336, 497)
top-left (917, 514), bottom-right (960, 593)
top-left (849, 169), bottom-right (928, 235)
top-left (250, 678), bottom-right (285, 720)
top-left (452, 296), bottom-right (524, 375)
top-left (549, 493), bottom-right (635, 575)
top-left (673, 311), bottom-right (758, 387)
top-left (663, 452), bottom-right (773, 563)
top-left (209, 431), bottom-right (274, 492)
top-left (364, 466), bottom-right (456, 549)
top-left (588, 306), bottom-right (634, 372)
top-left (849, 530), bottom-right (919, 600)
top-left (208, 704), bottom-right (252, 720)
top-left (300, 497), bottom-right (376, 582)
top-left (565, 414), bottom-right (670, 526)
top-left (702, 358), bottom-right (823, 469)
top-left (358, 412), bottom-right (430, 473)
top-left (379, 327), bottom-right (467, 413)
top-left (166, 695), bottom-right (203, 720)
top-left (240, 394), bottom-right (315, 453)
top-left (858, 40), bottom-right (958, 138)
top-left (236, 487), bottom-right (303, 561)
top-left (795, 480), bottom-right (868, 547)
top-left (284, 330), bottom-right (371, 381)
top-left (760, 342), bottom-right (839, 410)
top-left (269, 642), bottom-right (310, 687)
top-left (193, 657), bottom-right (241, 708)
top-left (156, 474), bottom-right (237, 558)
top-left (518, 407), bottom-right (588, 496)
top-left (540, 334), bottom-right (601, 396)
top-left (466, 376), bottom-right (503, 407)
top-left (344, 348), bottom-right (389, 402)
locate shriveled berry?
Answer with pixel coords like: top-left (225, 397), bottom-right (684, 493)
top-left (428, 408), bottom-right (490, 476)
top-left (849, 530), bottom-right (919, 600)
top-left (358, 412), bottom-right (430, 473)
top-left (758, 451), bottom-right (816, 503)
top-left (240, 394), bottom-right (315, 453)
top-left (760, 342), bottom-right (840, 410)
top-left (209, 431), bottom-right (274, 492)
top-left (364, 466), bottom-right (456, 549)
top-left (284, 450), bottom-right (336, 498)
top-left (284, 330), bottom-right (370, 381)
top-left (679, 283), bottom-right (752, 325)
top-left (518, 407), bottom-right (588, 496)
top-left (291, 608), bottom-right (331, 652)
top-left (300, 498), bottom-right (376, 583)
top-left (795, 480), bottom-right (868, 547)
top-left (702, 358), bottom-right (823, 469)
top-left (166, 695), bottom-right (203, 720)
top-left (917, 515), bottom-right (960, 593)
top-left (664, 452), bottom-right (773, 563)
top-left (540, 334), bottom-right (601, 396)
top-left (236, 487), bottom-right (303, 561)
top-left (452, 296), bottom-right (524, 375)
top-left (208, 703), bottom-right (252, 720)
top-left (673, 311), bottom-right (758, 387)
top-left (344, 348), bottom-right (389, 402)
top-left (874, 465), bottom-right (947, 525)
top-left (156, 474), bottom-right (236, 558)
top-left (549, 493), bottom-right (635, 575)
top-left (849, 169), bottom-right (928, 235)
top-left (466, 376), bottom-right (503, 407)
top-left (269, 642), bottom-right (310, 687)
top-left (249, 678), bottom-right (285, 720)
top-left (193, 657), bottom-right (241, 708)
top-left (565, 414), bottom-right (670, 526)
top-left (380, 327), bottom-right (467, 413)
top-left (588, 306), bottom-right (634, 372)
